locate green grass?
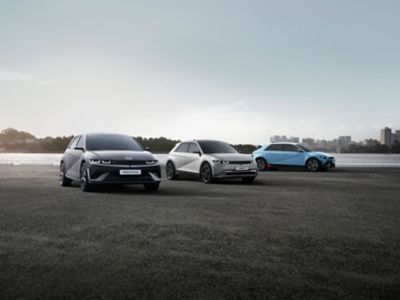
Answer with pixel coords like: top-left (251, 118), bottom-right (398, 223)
top-left (0, 166), bottom-right (399, 299)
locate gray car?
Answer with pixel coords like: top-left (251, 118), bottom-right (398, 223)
top-left (166, 140), bottom-right (257, 183)
top-left (59, 133), bottom-right (161, 192)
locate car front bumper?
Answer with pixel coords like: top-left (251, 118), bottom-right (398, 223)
top-left (87, 163), bottom-right (161, 185)
top-left (212, 163), bottom-right (258, 178)
top-left (323, 159), bottom-right (336, 169)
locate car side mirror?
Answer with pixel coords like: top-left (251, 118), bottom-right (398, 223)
top-left (297, 149), bottom-right (304, 152)
top-left (145, 146), bottom-right (150, 151)
top-left (74, 147), bottom-right (85, 152)
top-left (193, 150), bottom-right (202, 156)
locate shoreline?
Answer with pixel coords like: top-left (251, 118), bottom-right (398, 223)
top-left (1, 153), bottom-right (400, 168)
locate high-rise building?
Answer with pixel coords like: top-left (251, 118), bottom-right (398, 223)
top-left (270, 135), bottom-right (299, 143)
top-left (288, 136), bottom-right (300, 143)
top-left (394, 130), bottom-right (400, 144)
top-left (380, 127), bottom-right (392, 148)
top-left (338, 136), bottom-right (352, 150)
top-left (302, 138), bottom-right (315, 149)
top-left (364, 139), bottom-right (380, 146)
top-left (270, 135), bottom-right (288, 143)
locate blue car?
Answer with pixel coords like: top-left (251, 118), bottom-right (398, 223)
top-left (253, 143), bottom-right (335, 171)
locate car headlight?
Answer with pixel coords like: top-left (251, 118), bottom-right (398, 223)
top-left (212, 160), bottom-right (229, 164)
top-left (89, 159), bottom-right (111, 164)
top-left (320, 156), bottom-right (327, 160)
top-left (146, 160), bottom-right (158, 165)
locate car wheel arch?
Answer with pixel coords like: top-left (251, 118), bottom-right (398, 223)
top-left (305, 156), bottom-right (320, 164)
top-left (305, 157), bottom-right (321, 170)
top-left (166, 160), bottom-right (177, 171)
top-left (200, 160), bottom-right (214, 176)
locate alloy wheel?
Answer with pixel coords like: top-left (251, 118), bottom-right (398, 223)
top-left (201, 163), bottom-right (212, 183)
top-left (166, 162), bottom-right (174, 179)
top-left (256, 158), bottom-right (267, 170)
top-left (80, 164), bottom-right (90, 191)
top-left (307, 159), bottom-right (320, 172)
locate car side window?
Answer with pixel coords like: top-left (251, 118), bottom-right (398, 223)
top-left (188, 143), bottom-right (200, 153)
top-left (282, 144), bottom-right (298, 152)
top-left (266, 144), bottom-right (282, 151)
top-left (69, 137), bottom-right (79, 149)
top-left (175, 143), bottom-right (189, 153)
top-left (67, 137), bottom-right (77, 149)
top-left (76, 136), bottom-right (84, 149)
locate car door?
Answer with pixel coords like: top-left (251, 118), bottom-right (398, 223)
top-left (67, 135), bottom-right (84, 179)
top-left (181, 142), bottom-right (202, 173)
top-left (264, 144), bottom-right (284, 165)
top-left (280, 144), bottom-right (305, 166)
top-left (172, 142), bottom-right (190, 171)
top-left (64, 136), bottom-right (79, 178)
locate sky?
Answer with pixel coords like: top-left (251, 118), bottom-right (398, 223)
top-left (0, 0), bottom-right (399, 144)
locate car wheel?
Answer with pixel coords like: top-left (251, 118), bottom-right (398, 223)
top-left (80, 162), bottom-right (93, 192)
top-left (59, 162), bottom-right (72, 187)
top-left (242, 177), bottom-right (256, 184)
top-left (200, 162), bottom-right (213, 184)
top-left (306, 158), bottom-right (320, 172)
top-left (256, 157), bottom-right (268, 171)
top-left (166, 161), bottom-right (178, 180)
top-left (144, 183), bottom-right (160, 191)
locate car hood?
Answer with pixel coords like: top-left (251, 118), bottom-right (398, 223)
top-left (311, 151), bottom-right (333, 157)
top-left (208, 153), bottom-right (254, 162)
top-left (87, 150), bottom-right (156, 161)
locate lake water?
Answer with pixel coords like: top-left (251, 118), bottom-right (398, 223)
top-left (0, 153), bottom-right (400, 167)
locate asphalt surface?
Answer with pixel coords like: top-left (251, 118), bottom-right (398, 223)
top-left (1, 166), bottom-right (399, 299)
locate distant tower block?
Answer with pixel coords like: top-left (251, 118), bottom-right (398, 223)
top-left (380, 127), bottom-right (392, 148)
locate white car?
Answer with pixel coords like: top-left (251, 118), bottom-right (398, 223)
top-left (166, 140), bottom-right (258, 183)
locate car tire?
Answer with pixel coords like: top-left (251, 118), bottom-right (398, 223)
top-left (166, 161), bottom-right (179, 180)
top-left (144, 182), bottom-right (160, 191)
top-left (306, 158), bottom-right (320, 172)
top-left (80, 162), bottom-right (93, 192)
top-left (200, 162), bottom-right (214, 184)
top-left (256, 157), bottom-right (268, 171)
top-left (59, 162), bottom-right (72, 187)
top-left (242, 177), bottom-right (256, 184)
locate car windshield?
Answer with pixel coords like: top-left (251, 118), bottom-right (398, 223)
top-left (297, 144), bottom-right (311, 152)
top-left (198, 141), bottom-right (238, 154)
top-left (86, 134), bottom-right (143, 151)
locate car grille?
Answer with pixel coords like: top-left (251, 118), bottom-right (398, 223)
top-left (111, 160), bottom-right (147, 165)
top-left (225, 171), bottom-right (256, 175)
top-left (228, 161), bottom-right (253, 164)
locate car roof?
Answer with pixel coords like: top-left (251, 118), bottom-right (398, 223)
top-left (83, 133), bottom-right (133, 137)
top-left (261, 142), bottom-right (300, 147)
top-left (180, 139), bottom-right (228, 143)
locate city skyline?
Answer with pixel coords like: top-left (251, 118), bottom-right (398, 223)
top-left (1, 1), bottom-right (400, 144)
top-left (1, 125), bottom-right (398, 147)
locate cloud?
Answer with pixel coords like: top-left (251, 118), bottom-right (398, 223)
top-left (209, 99), bottom-right (251, 113)
top-left (34, 79), bottom-right (58, 86)
top-left (0, 69), bottom-right (57, 86)
top-left (0, 69), bottom-right (33, 81)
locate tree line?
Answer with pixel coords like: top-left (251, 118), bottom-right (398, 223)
top-left (1, 128), bottom-right (399, 154)
top-left (0, 128), bottom-right (258, 154)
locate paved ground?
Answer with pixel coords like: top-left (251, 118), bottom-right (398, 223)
top-left (0, 165), bottom-right (399, 299)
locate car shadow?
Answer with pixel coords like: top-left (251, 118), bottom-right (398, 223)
top-left (66, 177), bottom-right (267, 196)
